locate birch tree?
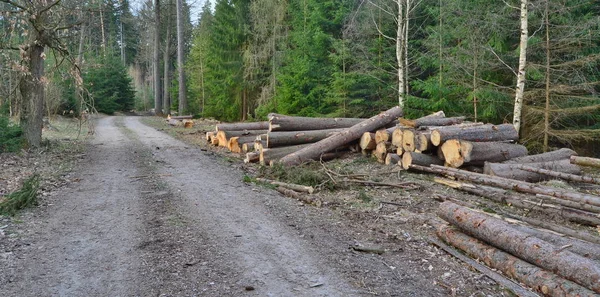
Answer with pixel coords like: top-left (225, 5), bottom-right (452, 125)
top-left (512, 0), bottom-right (528, 135)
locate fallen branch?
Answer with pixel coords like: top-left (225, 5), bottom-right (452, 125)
top-left (256, 178), bottom-right (315, 194)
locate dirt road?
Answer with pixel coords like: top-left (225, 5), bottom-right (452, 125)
top-left (0, 116), bottom-right (372, 296)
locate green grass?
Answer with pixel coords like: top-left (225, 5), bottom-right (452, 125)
top-left (0, 175), bottom-right (40, 216)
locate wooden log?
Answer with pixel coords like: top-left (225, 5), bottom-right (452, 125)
top-left (265, 128), bottom-right (344, 148)
top-left (570, 156), bottom-right (600, 169)
top-left (504, 148), bottom-right (577, 164)
top-left (216, 121), bottom-right (269, 132)
top-left (268, 114), bottom-right (364, 131)
top-left (169, 115), bottom-right (193, 120)
top-left (433, 177), bottom-right (600, 226)
top-left (210, 134), bottom-right (219, 146)
top-left (260, 144), bottom-right (312, 166)
top-left (373, 142), bottom-right (393, 163)
top-left (401, 130), bottom-right (416, 152)
top-left (183, 120), bottom-right (194, 128)
top-left (398, 110), bottom-right (446, 127)
top-left (533, 194), bottom-right (600, 217)
top-left (216, 130), bottom-right (268, 147)
top-left (484, 159), bottom-right (581, 183)
top-left (407, 116), bottom-right (465, 128)
top-left (275, 187), bottom-right (321, 206)
top-left (438, 201), bottom-right (600, 293)
top-left (359, 132), bottom-right (377, 153)
top-left (436, 224), bottom-right (597, 297)
top-left (205, 131), bottom-right (214, 142)
top-left (517, 164), bottom-right (600, 184)
top-left (242, 142), bottom-right (255, 153)
top-left (375, 127), bottom-right (396, 144)
top-left (384, 153), bottom-right (401, 166)
top-left (505, 213), bottom-right (600, 245)
top-left (439, 139), bottom-right (462, 166)
top-left (430, 124), bottom-right (518, 146)
top-left (401, 152), bottom-right (444, 170)
top-left (279, 106), bottom-right (404, 166)
top-left (244, 152), bottom-right (260, 163)
top-left (268, 151), bottom-right (345, 166)
top-left (416, 164), bottom-right (600, 209)
top-left (256, 178), bottom-right (315, 194)
top-left (460, 141), bottom-right (528, 166)
top-left (228, 135), bottom-right (258, 153)
top-left (414, 132), bottom-right (433, 153)
top-left (167, 119), bottom-right (182, 126)
top-left (391, 127), bottom-right (404, 148)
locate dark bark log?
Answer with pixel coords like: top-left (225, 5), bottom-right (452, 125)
top-left (438, 201), bottom-right (600, 293)
top-left (437, 224), bottom-right (597, 297)
top-left (570, 156), bottom-right (600, 169)
top-left (266, 129), bottom-right (344, 148)
top-left (414, 132), bottom-right (433, 153)
top-left (385, 153), bottom-right (401, 165)
top-left (401, 152), bottom-right (444, 170)
top-left (533, 194), bottom-right (600, 218)
top-left (410, 116), bottom-right (465, 128)
top-left (416, 165), bottom-right (600, 209)
top-left (505, 213), bottom-right (600, 245)
top-left (504, 148), bottom-right (577, 164)
top-left (279, 106), bottom-right (403, 166)
top-left (260, 144), bottom-right (311, 166)
top-left (215, 121), bottom-right (270, 132)
top-left (460, 141), bottom-right (528, 166)
top-left (430, 124), bottom-right (518, 146)
top-left (216, 130), bottom-right (267, 147)
top-left (268, 114), bottom-right (364, 131)
top-left (244, 152), bottom-right (259, 163)
top-left (20, 43), bottom-right (45, 147)
top-left (432, 177), bottom-right (600, 226)
top-left (484, 159), bottom-right (580, 183)
top-left (398, 110), bottom-right (446, 127)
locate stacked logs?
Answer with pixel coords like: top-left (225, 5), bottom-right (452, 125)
top-left (166, 115), bottom-right (194, 128)
top-left (205, 106), bottom-right (404, 166)
top-left (436, 201), bottom-right (600, 296)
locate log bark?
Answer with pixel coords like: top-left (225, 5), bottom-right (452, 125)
top-left (401, 152), bottom-right (444, 170)
top-left (216, 130), bottom-right (267, 147)
top-left (242, 142), bottom-right (255, 153)
top-left (266, 129), bottom-right (344, 148)
top-left (256, 178), bottom-right (315, 194)
top-left (359, 132), bottom-right (377, 153)
top-left (484, 159), bottom-right (580, 183)
top-left (375, 127), bottom-right (396, 144)
top-left (517, 164), bottom-right (600, 184)
top-left (275, 187), bottom-right (321, 206)
top-left (417, 164), bottom-right (600, 209)
top-left (533, 194), bottom-right (600, 217)
top-left (398, 110), bottom-right (446, 127)
top-left (260, 144), bottom-right (312, 166)
top-left (438, 201), bottom-right (600, 293)
top-left (169, 115), bottom-right (193, 120)
top-left (414, 132), bottom-right (433, 152)
top-left (244, 152), bottom-right (260, 163)
top-left (570, 156), bottom-right (600, 169)
top-left (504, 148), bottom-right (577, 164)
top-left (437, 224), bottom-right (597, 297)
top-left (279, 106), bottom-right (403, 166)
top-left (385, 153), bottom-right (401, 165)
top-left (430, 124), bottom-right (518, 146)
top-left (505, 213), bottom-right (600, 245)
top-left (167, 119), bottom-right (182, 127)
top-left (407, 116), bottom-right (465, 128)
top-left (216, 121), bottom-right (269, 132)
top-left (432, 177), bottom-right (600, 226)
top-left (268, 114), bottom-right (364, 131)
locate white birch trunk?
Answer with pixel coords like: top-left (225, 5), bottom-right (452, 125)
top-left (512, 0), bottom-right (528, 135)
top-left (396, 0), bottom-right (405, 108)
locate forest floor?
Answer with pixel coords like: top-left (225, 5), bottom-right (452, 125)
top-left (2, 115), bottom-right (584, 296)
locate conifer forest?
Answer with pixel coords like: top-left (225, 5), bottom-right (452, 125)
top-left (1, 0), bottom-right (599, 153)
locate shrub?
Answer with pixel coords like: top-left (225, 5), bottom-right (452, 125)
top-left (0, 174), bottom-right (39, 216)
top-left (0, 116), bottom-right (24, 153)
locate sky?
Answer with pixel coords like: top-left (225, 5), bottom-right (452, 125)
top-left (130, 0), bottom-right (212, 24)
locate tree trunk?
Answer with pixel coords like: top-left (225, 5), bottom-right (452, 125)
top-left (396, 0), bottom-right (405, 107)
top-left (401, 152), bottom-right (443, 170)
top-left (279, 106), bottom-right (404, 166)
top-left (570, 156), bottom-right (600, 169)
top-left (216, 121), bottom-right (269, 132)
top-left (162, 0), bottom-right (172, 115)
top-left (430, 124), bottom-right (518, 146)
top-left (512, 0), bottom-right (528, 135)
top-left (260, 144), bottom-right (311, 166)
top-left (504, 148), bottom-right (577, 164)
top-left (433, 177), bottom-right (600, 226)
top-left (438, 201), bottom-right (600, 293)
top-left (436, 224), bottom-right (597, 297)
top-left (228, 135), bottom-right (259, 153)
top-left (543, 0), bottom-right (550, 152)
top-left (424, 164), bottom-right (600, 209)
top-left (216, 130), bottom-right (266, 147)
top-left (154, 0), bottom-right (162, 115)
top-left (20, 44), bottom-right (45, 148)
top-left (244, 152), bottom-right (260, 163)
top-left (266, 129), bottom-right (344, 148)
top-left (268, 114), bottom-right (363, 131)
top-left (441, 140), bottom-right (527, 168)
top-left (176, 0), bottom-right (187, 114)
top-left (403, 116), bottom-right (465, 128)
top-left (484, 159), bottom-right (581, 183)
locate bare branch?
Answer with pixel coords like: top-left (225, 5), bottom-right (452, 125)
top-left (0, 0), bottom-right (27, 11)
top-left (485, 46), bottom-right (517, 76)
top-left (39, 0), bottom-right (61, 15)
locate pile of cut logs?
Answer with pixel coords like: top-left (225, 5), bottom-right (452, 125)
top-left (205, 106), bottom-right (403, 166)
